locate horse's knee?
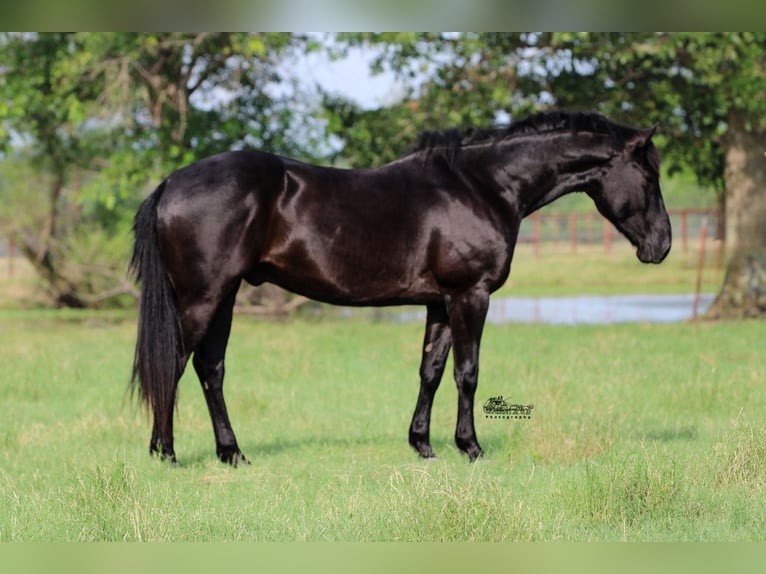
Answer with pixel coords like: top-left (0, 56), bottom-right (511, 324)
top-left (193, 354), bottom-right (225, 387)
top-left (419, 358), bottom-right (446, 385)
top-left (454, 362), bottom-right (478, 390)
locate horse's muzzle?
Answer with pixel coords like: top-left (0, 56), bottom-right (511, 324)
top-left (637, 236), bottom-right (671, 264)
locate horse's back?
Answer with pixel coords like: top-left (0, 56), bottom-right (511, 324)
top-left (162, 150), bottom-right (286, 201)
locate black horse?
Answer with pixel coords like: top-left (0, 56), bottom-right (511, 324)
top-left (130, 111), bottom-right (671, 465)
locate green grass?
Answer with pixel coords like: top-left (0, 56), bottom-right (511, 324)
top-left (502, 242), bottom-right (724, 296)
top-left (1, 313), bottom-right (763, 541)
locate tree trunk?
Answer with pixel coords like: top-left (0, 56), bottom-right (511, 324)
top-left (8, 167), bottom-right (88, 308)
top-left (704, 112), bottom-right (766, 319)
top-left (715, 189), bottom-right (725, 242)
top-left (12, 231), bottom-right (86, 308)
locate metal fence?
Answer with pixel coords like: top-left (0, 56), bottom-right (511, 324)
top-left (518, 208), bottom-right (720, 257)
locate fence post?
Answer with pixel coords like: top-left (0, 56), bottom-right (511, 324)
top-left (569, 213), bottom-right (577, 252)
top-left (603, 219), bottom-right (612, 256)
top-left (521, 209), bottom-right (715, 259)
top-left (586, 213), bottom-right (594, 244)
top-left (692, 217), bottom-right (708, 320)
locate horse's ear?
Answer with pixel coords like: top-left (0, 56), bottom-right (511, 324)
top-left (626, 124), bottom-right (659, 151)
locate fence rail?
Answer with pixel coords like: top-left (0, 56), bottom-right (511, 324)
top-left (518, 208), bottom-right (720, 258)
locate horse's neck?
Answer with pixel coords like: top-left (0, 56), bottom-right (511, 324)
top-left (465, 136), bottom-right (610, 217)
top-left (521, 167), bottom-right (596, 216)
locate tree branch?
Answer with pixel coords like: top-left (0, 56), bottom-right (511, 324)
top-left (235, 295), bottom-right (311, 316)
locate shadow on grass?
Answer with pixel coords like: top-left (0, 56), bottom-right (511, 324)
top-left (170, 433), bottom-right (482, 468)
top-left (641, 426), bottom-right (698, 442)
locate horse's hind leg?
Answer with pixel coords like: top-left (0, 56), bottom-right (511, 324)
top-left (149, 373), bottom-right (183, 463)
top-left (409, 302), bottom-right (452, 458)
top-left (148, 346), bottom-right (189, 464)
top-left (191, 286), bottom-right (249, 466)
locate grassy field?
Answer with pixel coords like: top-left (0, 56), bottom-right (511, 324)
top-left (502, 241), bottom-right (724, 297)
top-left (1, 312), bottom-right (763, 541)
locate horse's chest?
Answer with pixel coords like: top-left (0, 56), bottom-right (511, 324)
top-left (429, 220), bottom-right (513, 290)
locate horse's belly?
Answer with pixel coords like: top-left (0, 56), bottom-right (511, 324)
top-left (248, 253), bottom-right (441, 306)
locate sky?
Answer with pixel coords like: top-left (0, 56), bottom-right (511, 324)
top-left (289, 44), bottom-right (407, 110)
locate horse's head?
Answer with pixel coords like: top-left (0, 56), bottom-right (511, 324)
top-left (587, 125), bottom-right (671, 263)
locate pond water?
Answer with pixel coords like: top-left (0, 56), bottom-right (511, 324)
top-left (360, 293), bottom-right (716, 326)
top-left (484, 293), bottom-right (715, 325)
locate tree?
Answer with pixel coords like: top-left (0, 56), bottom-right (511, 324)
top-left (323, 33), bottom-right (537, 167)
top-left (539, 33), bottom-right (766, 319)
top-left (0, 33), bottom-right (106, 307)
top-left (326, 32), bottom-right (766, 319)
top-left (0, 32), bottom-right (320, 307)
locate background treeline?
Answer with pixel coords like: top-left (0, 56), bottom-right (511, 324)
top-left (1, 33), bottom-right (763, 317)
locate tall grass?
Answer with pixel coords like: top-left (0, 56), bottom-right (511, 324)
top-left (0, 314), bottom-right (763, 541)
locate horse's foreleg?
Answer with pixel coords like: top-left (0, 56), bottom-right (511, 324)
top-left (191, 287), bottom-right (248, 466)
top-left (446, 287), bottom-right (489, 461)
top-left (409, 302), bottom-right (452, 458)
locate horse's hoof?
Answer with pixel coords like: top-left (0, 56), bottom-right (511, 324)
top-left (468, 449), bottom-right (485, 463)
top-left (150, 443), bottom-right (177, 465)
top-left (411, 441), bottom-right (436, 459)
top-left (219, 449), bottom-right (250, 467)
top-left (232, 452), bottom-right (251, 467)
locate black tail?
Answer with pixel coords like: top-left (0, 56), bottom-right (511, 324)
top-left (130, 180), bottom-right (182, 427)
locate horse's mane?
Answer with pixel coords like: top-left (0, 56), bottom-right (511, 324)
top-left (404, 110), bottom-right (659, 171)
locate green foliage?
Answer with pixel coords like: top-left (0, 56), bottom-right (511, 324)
top-left (322, 96), bottom-right (423, 167)
top-left (541, 32), bottom-right (766, 191)
top-left (0, 33), bottom-right (103, 176)
top-left (325, 33), bottom-right (536, 167)
top-left (2, 33), bottom-right (763, 307)
top-left (327, 32), bottom-right (766, 193)
top-left (0, 33), bottom-right (324, 306)
top-left (0, 31), bottom-right (326, 189)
